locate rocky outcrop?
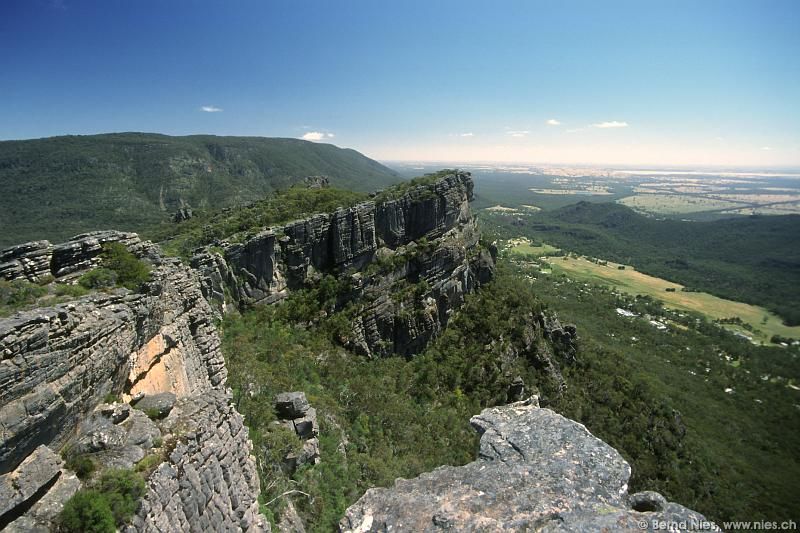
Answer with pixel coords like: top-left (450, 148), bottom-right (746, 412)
top-left (340, 398), bottom-right (711, 532)
top-left (0, 233), bottom-right (266, 531)
top-left (192, 171), bottom-right (495, 357)
top-left (127, 391), bottom-right (268, 533)
top-left (0, 241), bottom-right (54, 283)
top-left (274, 392), bottom-right (320, 473)
top-left (0, 445), bottom-right (80, 532)
top-left (0, 230), bottom-right (160, 283)
top-left (0, 256), bottom-right (225, 473)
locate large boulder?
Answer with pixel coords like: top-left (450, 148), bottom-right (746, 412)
top-left (340, 398), bottom-right (713, 532)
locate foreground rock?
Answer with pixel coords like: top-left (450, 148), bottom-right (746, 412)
top-left (127, 391), bottom-right (268, 533)
top-left (0, 233), bottom-right (267, 531)
top-left (340, 398), bottom-right (712, 532)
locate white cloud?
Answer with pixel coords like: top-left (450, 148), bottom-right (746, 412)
top-left (460, 132), bottom-right (474, 137)
top-left (200, 105), bottom-right (223, 113)
top-left (546, 119), bottom-right (561, 126)
top-left (507, 130), bottom-right (530, 138)
top-left (592, 121), bottom-right (628, 129)
top-left (761, 146), bottom-right (772, 151)
top-left (302, 131), bottom-right (335, 141)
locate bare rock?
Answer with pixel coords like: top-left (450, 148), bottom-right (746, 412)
top-left (340, 399), bottom-right (710, 532)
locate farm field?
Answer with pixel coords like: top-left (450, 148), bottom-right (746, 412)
top-left (529, 251), bottom-right (800, 344)
top-left (617, 193), bottom-right (742, 215)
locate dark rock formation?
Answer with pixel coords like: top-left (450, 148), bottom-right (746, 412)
top-left (172, 206), bottom-right (194, 223)
top-left (0, 445), bottom-right (80, 532)
top-left (274, 392), bottom-right (320, 473)
top-left (303, 175), bottom-right (330, 189)
top-left (340, 398), bottom-right (711, 532)
top-left (132, 392), bottom-right (177, 419)
top-left (192, 171), bottom-right (495, 357)
top-left (0, 241), bottom-right (53, 283)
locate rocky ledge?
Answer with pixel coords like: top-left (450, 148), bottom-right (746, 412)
top-left (192, 171), bottom-right (496, 357)
top-left (340, 398), bottom-right (710, 532)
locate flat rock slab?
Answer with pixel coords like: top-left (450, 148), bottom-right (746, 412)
top-left (0, 445), bottom-right (62, 518)
top-left (340, 400), bottom-right (710, 532)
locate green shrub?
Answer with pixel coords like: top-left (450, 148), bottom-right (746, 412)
top-left (55, 283), bottom-right (90, 297)
top-left (99, 242), bottom-right (151, 290)
top-left (78, 268), bottom-right (117, 289)
top-left (97, 469), bottom-right (145, 524)
top-left (59, 468), bottom-right (145, 532)
top-left (64, 454), bottom-right (96, 480)
top-left (0, 279), bottom-right (47, 309)
top-left (135, 453), bottom-right (162, 476)
top-left (58, 489), bottom-right (115, 533)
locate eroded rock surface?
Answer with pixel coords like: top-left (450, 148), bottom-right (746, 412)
top-left (340, 399), bottom-right (710, 532)
top-left (0, 234), bottom-right (266, 531)
top-left (192, 171), bottom-right (495, 357)
top-left (127, 391), bottom-right (269, 533)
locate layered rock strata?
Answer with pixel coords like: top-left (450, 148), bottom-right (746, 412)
top-left (0, 233), bottom-right (267, 531)
top-left (340, 398), bottom-right (712, 532)
top-left (192, 172), bottom-right (495, 356)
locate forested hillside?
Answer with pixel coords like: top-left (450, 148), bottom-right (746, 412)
top-left (0, 133), bottom-right (399, 246)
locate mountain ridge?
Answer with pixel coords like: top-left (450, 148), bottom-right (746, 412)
top-left (0, 132), bottom-right (400, 247)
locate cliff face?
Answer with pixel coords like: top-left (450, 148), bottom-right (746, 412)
top-left (0, 231), bottom-right (267, 532)
top-left (340, 398), bottom-right (711, 532)
top-left (192, 172), bottom-right (495, 357)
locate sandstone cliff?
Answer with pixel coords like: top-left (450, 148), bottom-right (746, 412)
top-left (0, 231), bottom-right (267, 531)
top-left (340, 397), bottom-right (712, 532)
top-left (192, 171), bottom-right (495, 357)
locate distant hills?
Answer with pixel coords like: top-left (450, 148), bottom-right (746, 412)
top-left (516, 201), bottom-right (800, 326)
top-left (0, 133), bottom-right (400, 246)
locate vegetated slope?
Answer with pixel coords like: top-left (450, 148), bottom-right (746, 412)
top-left (509, 201), bottom-right (800, 326)
top-left (0, 133), bottom-right (400, 246)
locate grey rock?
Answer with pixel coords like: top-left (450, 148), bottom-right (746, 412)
top-left (0, 240), bottom-right (53, 283)
top-left (133, 391), bottom-right (177, 418)
top-left (128, 390), bottom-right (270, 532)
top-left (303, 175), bottom-right (330, 189)
top-left (0, 250), bottom-right (226, 473)
top-left (99, 402), bottom-right (131, 424)
top-left (173, 206), bottom-right (194, 223)
top-left (276, 499), bottom-right (306, 533)
top-left (0, 445), bottom-right (62, 519)
top-left (275, 392), bottom-right (310, 419)
top-left (5, 471), bottom-right (81, 531)
top-left (340, 399), bottom-right (710, 532)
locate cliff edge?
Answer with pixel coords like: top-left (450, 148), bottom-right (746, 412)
top-left (340, 398), bottom-right (712, 532)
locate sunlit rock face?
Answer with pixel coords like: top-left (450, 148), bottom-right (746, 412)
top-left (340, 398), bottom-right (711, 533)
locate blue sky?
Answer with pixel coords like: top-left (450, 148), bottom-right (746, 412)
top-left (1, 0), bottom-right (799, 166)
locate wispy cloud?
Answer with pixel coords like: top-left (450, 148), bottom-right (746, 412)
top-left (545, 119), bottom-right (561, 126)
top-left (592, 120), bottom-right (628, 129)
top-left (302, 131), bottom-right (335, 141)
top-left (200, 105), bottom-right (223, 113)
top-left (761, 146), bottom-right (772, 151)
top-left (460, 132), bottom-right (474, 137)
top-left (507, 130), bottom-right (530, 138)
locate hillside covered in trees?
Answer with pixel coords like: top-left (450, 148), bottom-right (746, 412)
top-left (0, 133), bottom-right (400, 246)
